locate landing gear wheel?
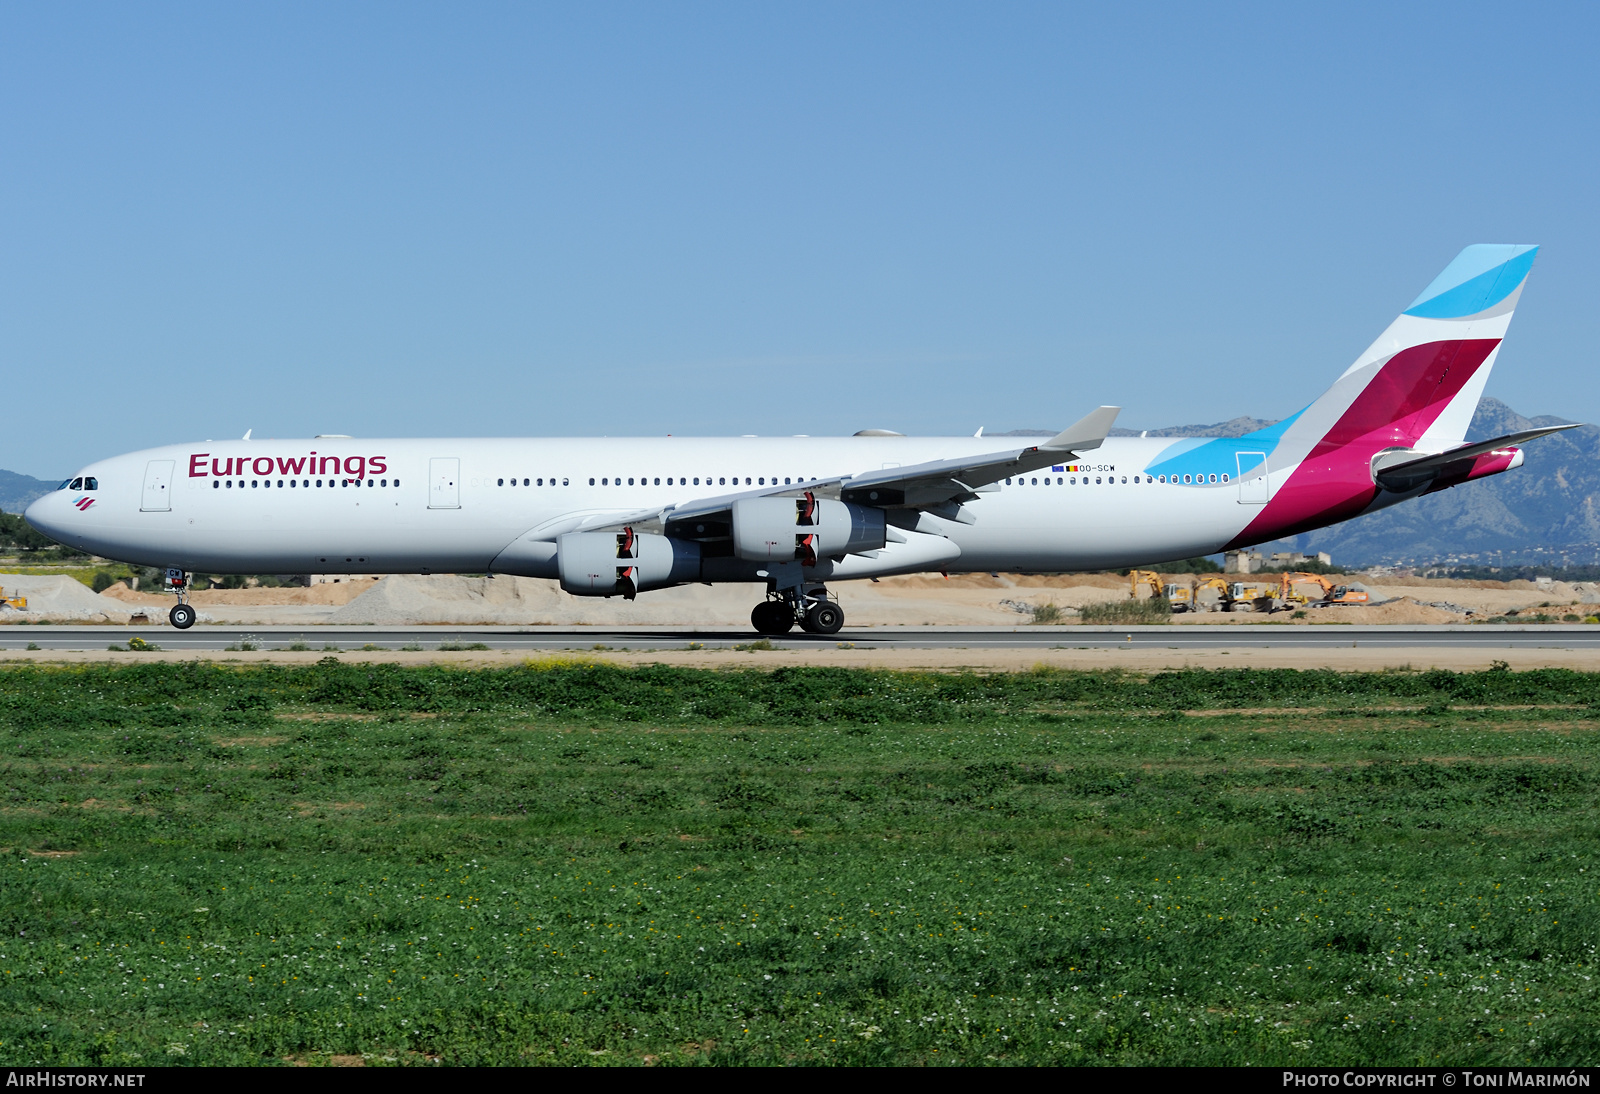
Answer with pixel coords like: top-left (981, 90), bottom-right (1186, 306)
top-left (751, 600), bottom-right (794, 635)
top-left (803, 601), bottom-right (844, 635)
top-left (169, 603), bottom-right (196, 630)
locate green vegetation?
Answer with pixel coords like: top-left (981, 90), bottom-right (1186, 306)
top-left (1121, 556), bottom-right (1220, 575)
top-left (0, 511), bottom-right (87, 562)
top-left (1427, 564), bottom-right (1600, 583)
top-left (1256, 560), bottom-right (1348, 575)
top-left (1, 662), bottom-right (1599, 1066)
top-left (1030, 602), bottom-right (1064, 624)
top-left (1077, 598), bottom-right (1173, 625)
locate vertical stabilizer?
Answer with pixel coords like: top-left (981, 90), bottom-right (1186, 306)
top-left (1224, 245), bottom-right (1539, 547)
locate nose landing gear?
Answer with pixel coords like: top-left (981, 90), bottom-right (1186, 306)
top-left (164, 568), bottom-right (196, 629)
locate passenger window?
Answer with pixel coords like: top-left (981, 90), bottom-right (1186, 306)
top-left (1221, 474), bottom-right (1230, 483)
top-left (304, 480), bottom-right (310, 488)
top-left (719, 477), bottom-right (725, 485)
top-left (1208, 473), bottom-right (1218, 483)
top-left (251, 480), bottom-right (258, 488)
top-left (654, 477), bottom-right (660, 485)
top-left (628, 478), bottom-right (634, 486)
top-left (1030, 477), bottom-right (1037, 485)
top-left (213, 481), bottom-right (220, 489)
top-left (694, 477), bottom-right (700, 485)
top-left (589, 478), bottom-right (596, 486)
top-left (745, 477), bottom-right (751, 485)
top-left (497, 478), bottom-right (504, 486)
top-left (758, 477), bottom-right (764, 485)
top-left (601, 478), bottom-right (607, 485)
top-left (1122, 476), bottom-right (1127, 484)
top-left (785, 477), bottom-right (791, 485)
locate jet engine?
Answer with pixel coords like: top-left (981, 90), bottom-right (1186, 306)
top-left (557, 530), bottom-right (700, 598)
top-left (731, 495), bottom-right (886, 565)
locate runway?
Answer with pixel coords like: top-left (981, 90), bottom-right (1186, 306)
top-left (4, 623), bottom-right (1600, 652)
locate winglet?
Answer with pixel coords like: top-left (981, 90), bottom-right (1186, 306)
top-left (1043, 406), bottom-right (1120, 452)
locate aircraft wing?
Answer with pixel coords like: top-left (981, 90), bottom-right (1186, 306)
top-left (531, 406), bottom-right (1121, 539)
top-left (1372, 424), bottom-right (1582, 487)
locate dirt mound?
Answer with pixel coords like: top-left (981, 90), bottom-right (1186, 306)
top-left (0, 574), bottom-right (211, 623)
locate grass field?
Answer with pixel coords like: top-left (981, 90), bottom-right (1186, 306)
top-left (2, 659), bottom-right (1599, 1066)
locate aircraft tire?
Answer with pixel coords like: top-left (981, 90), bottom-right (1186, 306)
top-left (804, 602), bottom-right (844, 635)
top-left (169, 603), bottom-right (196, 630)
top-left (751, 601), bottom-right (794, 635)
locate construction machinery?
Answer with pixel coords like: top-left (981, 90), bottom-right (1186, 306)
top-left (1227, 581), bottom-right (1277, 613)
top-left (1129, 570), bottom-right (1163, 599)
top-left (1192, 576), bottom-right (1234, 612)
top-left (1132, 569), bottom-right (1201, 611)
top-left (1279, 571), bottom-right (1369, 607)
top-left (0, 587), bottom-right (26, 611)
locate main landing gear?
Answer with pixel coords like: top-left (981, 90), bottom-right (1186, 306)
top-left (165, 568), bottom-right (196, 629)
top-left (750, 588), bottom-right (845, 636)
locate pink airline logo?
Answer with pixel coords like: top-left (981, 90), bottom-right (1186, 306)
top-left (71, 496), bottom-right (95, 512)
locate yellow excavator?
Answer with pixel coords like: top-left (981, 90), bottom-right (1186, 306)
top-left (1132, 569), bottom-right (1198, 611)
top-left (1279, 571), bottom-right (1369, 607)
top-left (0, 586), bottom-right (26, 611)
top-left (1192, 576), bottom-right (1234, 612)
top-left (1227, 581), bottom-right (1277, 613)
top-left (1129, 570), bottom-right (1163, 599)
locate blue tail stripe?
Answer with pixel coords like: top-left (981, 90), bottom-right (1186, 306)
top-left (1405, 245), bottom-right (1538, 319)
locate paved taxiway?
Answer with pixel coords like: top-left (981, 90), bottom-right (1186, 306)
top-left (4, 624), bottom-right (1600, 652)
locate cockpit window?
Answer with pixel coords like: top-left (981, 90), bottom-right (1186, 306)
top-left (69, 477), bottom-right (83, 491)
top-left (83, 477), bottom-right (98, 490)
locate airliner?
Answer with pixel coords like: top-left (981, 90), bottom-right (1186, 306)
top-left (25, 244), bottom-right (1576, 633)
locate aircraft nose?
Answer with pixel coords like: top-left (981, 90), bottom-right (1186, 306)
top-left (23, 493), bottom-right (66, 540)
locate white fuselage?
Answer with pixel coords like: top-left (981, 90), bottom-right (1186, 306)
top-left (26, 435), bottom-right (1258, 579)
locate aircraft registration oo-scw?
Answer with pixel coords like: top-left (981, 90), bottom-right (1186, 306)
top-left (27, 244), bottom-right (1579, 633)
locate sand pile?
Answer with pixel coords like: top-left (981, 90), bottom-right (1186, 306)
top-left (327, 575), bottom-right (763, 626)
top-left (323, 573), bottom-right (1130, 626)
top-left (101, 579), bottom-right (379, 607)
top-left (0, 574), bottom-right (212, 623)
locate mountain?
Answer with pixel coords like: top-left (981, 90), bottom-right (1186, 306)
top-left (999, 417), bottom-right (1279, 439)
top-left (0, 469), bottom-right (55, 515)
top-left (1258, 398), bottom-right (1600, 566)
top-left (1003, 398), bottom-right (1599, 566)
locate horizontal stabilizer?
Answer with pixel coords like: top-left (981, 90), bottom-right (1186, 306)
top-left (1372, 424), bottom-right (1582, 486)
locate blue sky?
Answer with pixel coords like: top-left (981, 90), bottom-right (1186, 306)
top-left (4, 3), bottom-right (1596, 478)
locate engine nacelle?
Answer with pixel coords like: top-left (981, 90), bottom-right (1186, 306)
top-left (557, 531), bottom-right (700, 598)
top-left (731, 496), bottom-right (886, 565)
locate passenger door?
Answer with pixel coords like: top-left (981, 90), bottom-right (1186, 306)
top-left (1235, 451), bottom-right (1268, 504)
top-left (429, 458), bottom-right (460, 509)
top-left (140, 459), bottom-right (175, 512)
